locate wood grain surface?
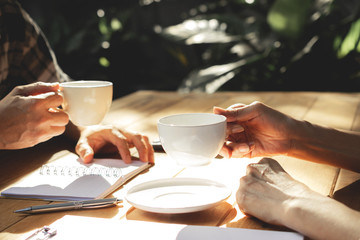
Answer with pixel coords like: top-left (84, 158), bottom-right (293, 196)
top-left (1, 91), bottom-right (359, 240)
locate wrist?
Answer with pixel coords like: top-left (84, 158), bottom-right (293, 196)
top-left (287, 119), bottom-right (317, 160)
top-left (284, 194), bottom-right (360, 240)
top-left (281, 196), bottom-right (316, 237)
top-left (287, 119), bottom-right (360, 171)
top-left (282, 189), bottom-right (331, 235)
top-left (280, 116), bottom-right (307, 156)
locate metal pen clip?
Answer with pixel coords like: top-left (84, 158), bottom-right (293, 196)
top-left (25, 226), bottom-right (57, 240)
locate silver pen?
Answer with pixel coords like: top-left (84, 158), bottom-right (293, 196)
top-left (14, 198), bottom-right (122, 214)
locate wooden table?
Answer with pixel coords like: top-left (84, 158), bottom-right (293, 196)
top-left (1, 91), bottom-right (360, 239)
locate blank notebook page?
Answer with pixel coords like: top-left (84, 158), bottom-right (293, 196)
top-left (1, 154), bottom-right (146, 201)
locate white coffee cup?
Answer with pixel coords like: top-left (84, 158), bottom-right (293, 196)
top-left (157, 113), bottom-right (226, 166)
top-left (60, 80), bottom-right (113, 126)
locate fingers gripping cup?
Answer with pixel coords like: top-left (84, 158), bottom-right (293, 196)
top-left (60, 80), bottom-right (113, 126)
top-left (157, 113), bottom-right (226, 166)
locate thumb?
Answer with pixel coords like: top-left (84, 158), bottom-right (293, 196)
top-left (15, 82), bottom-right (60, 96)
top-left (76, 142), bottom-right (95, 163)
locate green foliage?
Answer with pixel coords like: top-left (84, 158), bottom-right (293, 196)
top-left (167, 0), bottom-right (360, 92)
top-left (336, 18), bottom-right (360, 58)
top-left (267, 0), bottom-right (312, 39)
top-left (19, 0), bottom-right (360, 96)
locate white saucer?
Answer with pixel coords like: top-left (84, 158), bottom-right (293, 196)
top-left (125, 178), bottom-right (231, 214)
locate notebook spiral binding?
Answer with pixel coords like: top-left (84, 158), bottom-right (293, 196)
top-left (39, 165), bottom-right (122, 178)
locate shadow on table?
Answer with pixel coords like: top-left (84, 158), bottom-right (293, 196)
top-left (1, 201), bottom-right (123, 234)
top-left (0, 136), bottom-right (74, 192)
top-left (333, 179), bottom-right (360, 211)
top-left (226, 215), bottom-right (292, 232)
top-left (125, 201), bottom-right (236, 226)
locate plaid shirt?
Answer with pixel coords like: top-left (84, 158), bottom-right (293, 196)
top-left (0, 0), bottom-right (69, 99)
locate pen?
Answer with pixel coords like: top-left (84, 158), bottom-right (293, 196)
top-left (14, 198), bottom-right (122, 214)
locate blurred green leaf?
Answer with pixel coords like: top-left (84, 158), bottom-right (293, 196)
top-left (99, 18), bottom-right (110, 35)
top-left (99, 57), bottom-right (110, 67)
top-left (111, 18), bottom-right (122, 31)
top-left (336, 18), bottom-right (360, 58)
top-left (267, 0), bottom-right (312, 39)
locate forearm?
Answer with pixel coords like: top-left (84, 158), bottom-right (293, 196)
top-left (289, 120), bottom-right (360, 172)
top-left (284, 195), bottom-right (360, 240)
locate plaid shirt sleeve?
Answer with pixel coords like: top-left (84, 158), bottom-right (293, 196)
top-left (0, 0), bottom-right (69, 99)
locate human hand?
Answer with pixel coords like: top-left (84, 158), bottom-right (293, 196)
top-left (239, 158), bottom-right (360, 239)
top-left (0, 82), bottom-right (69, 149)
top-left (75, 125), bottom-right (154, 164)
top-left (213, 101), bottom-right (294, 158)
top-left (236, 158), bottom-right (319, 226)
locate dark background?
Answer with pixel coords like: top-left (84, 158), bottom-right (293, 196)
top-left (18, 0), bottom-right (360, 99)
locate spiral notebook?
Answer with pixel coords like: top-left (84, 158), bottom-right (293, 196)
top-left (1, 155), bottom-right (153, 201)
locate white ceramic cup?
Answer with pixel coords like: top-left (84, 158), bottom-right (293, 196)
top-left (157, 113), bottom-right (227, 166)
top-left (60, 80), bottom-right (113, 126)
